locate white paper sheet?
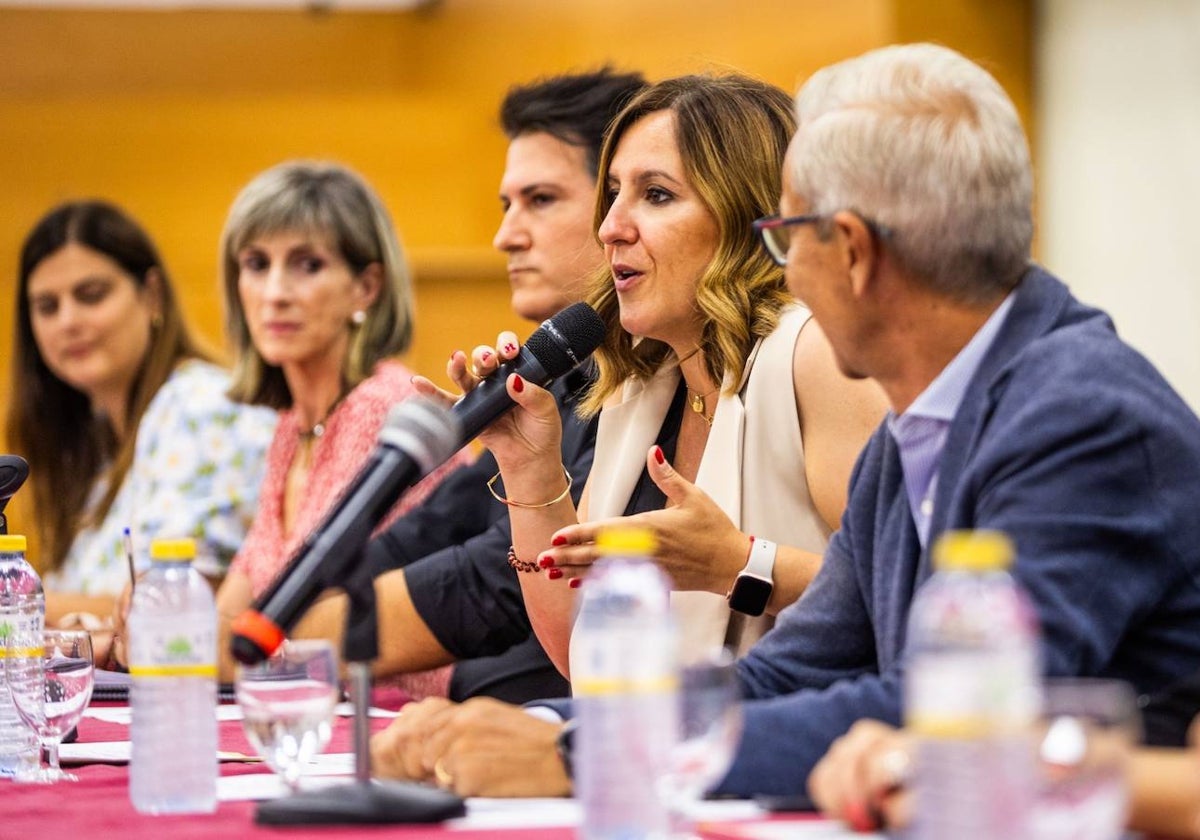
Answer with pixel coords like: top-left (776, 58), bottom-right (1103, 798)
top-left (83, 702), bottom-right (397, 725)
top-left (58, 741), bottom-right (262, 765)
top-left (215, 753), bottom-right (357, 801)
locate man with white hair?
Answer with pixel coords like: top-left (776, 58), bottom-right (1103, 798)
top-left (723, 42), bottom-right (1200, 797)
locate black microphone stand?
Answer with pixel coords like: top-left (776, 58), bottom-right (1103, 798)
top-left (254, 555), bottom-right (465, 826)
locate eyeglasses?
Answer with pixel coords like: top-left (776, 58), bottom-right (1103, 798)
top-left (752, 214), bottom-right (824, 267)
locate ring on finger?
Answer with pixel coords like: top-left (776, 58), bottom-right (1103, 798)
top-left (433, 758), bottom-right (453, 788)
top-left (880, 747), bottom-right (912, 789)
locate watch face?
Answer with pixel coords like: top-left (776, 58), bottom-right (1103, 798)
top-left (729, 575), bottom-right (772, 617)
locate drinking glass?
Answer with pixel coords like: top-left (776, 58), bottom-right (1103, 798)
top-left (1033, 677), bottom-right (1140, 840)
top-left (236, 639), bottom-right (339, 790)
top-left (660, 648), bottom-right (743, 838)
top-left (6, 628), bottom-right (94, 783)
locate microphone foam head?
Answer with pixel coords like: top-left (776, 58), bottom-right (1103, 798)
top-left (527, 302), bottom-right (607, 378)
top-left (378, 399), bottom-right (462, 475)
top-left (0, 455), bottom-right (30, 504)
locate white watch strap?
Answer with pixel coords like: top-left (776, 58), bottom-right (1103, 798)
top-left (743, 537), bottom-right (777, 581)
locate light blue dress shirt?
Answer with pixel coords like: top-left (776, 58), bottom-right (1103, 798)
top-left (886, 293), bottom-right (1016, 545)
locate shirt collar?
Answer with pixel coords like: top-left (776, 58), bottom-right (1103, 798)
top-left (900, 291), bottom-right (1016, 425)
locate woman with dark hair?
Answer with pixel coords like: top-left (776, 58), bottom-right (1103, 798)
top-left (7, 200), bottom-right (275, 628)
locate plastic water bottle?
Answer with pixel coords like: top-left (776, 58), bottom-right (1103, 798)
top-left (571, 526), bottom-right (678, 840)
top-left (128, 537), bottom-right (217, 813)
top-left (905, 529), bottom-right (1041, 840)
top-left (0, 534), bottom-right (44, 779)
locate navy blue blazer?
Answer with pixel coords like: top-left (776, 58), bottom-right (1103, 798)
top-left (721, 266), bottom-right (1200, 796)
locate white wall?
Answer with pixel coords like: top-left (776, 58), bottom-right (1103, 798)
top-left (1037, 0), bottom-right (1200, 410)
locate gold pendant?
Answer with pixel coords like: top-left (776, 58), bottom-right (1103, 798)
top-left (690, 392), bottom-right (705, 414)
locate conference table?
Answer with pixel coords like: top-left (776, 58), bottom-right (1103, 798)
top-left (0, 687), bottom-right (842, 840)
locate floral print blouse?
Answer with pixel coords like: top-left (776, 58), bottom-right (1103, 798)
top-left (45, 359), bottom-right (278, 595)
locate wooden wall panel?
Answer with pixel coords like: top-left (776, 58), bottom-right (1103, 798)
top-left (0, 0), bottom-right (1030, 555)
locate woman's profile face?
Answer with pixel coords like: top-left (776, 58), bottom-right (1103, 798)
top-left (597, 109), bottom-right (719, 350)
top-left (235, 229), bottom-right (378, 379)
top-left (26, 242), bottom-right (156, 410)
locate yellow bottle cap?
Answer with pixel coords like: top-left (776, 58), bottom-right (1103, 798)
top-left (595, 526), bottom-right (657, 556)
top-left (933, 530), bottom-right (1014, 572)
top-left (0, 534), bottom-right (27, 553)
top-left (150, 538), bottom-right (197, 562)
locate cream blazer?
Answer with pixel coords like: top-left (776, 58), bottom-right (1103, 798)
top-left (582, 305), bottom-right (831, 660)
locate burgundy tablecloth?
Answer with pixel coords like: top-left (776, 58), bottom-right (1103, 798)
top-left (0, 691), bottom-right (576, 840)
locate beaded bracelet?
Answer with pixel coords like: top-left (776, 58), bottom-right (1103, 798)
top-left (487, 466), bottom-right (573, 509)
top-left (507, 546), bottom-right (542, 574)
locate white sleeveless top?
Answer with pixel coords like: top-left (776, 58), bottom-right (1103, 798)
top-left (580, 305), bottom-right (831, 661)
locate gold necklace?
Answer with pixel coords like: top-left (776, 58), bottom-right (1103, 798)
top-left (687, 386), bottom-right (718, 426)
top-left (677, 346), bottom-right (715, 426)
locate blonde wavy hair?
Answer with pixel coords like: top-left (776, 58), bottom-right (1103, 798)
top-left (579, 74), bottom-right (797, 416)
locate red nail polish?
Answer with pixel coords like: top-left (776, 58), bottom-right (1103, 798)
top-left (568, 578), bottom-right (582, 589)
top-left (505, 343), bottom-right (517, 354)
top-left (538, 555), bottom-right (555, 569)
top-left (481, 351), bottom-right (493, 362)
top-left (551, 535), bottom-right (567, 547)
top-left (512, 374), bottom-right (524, 393)
top-left (845, 801), bottom-right (876, 833)
top-left (547, 568), bottom-right (563, 580)
top-left (654, 446), bottom-right (665, 465)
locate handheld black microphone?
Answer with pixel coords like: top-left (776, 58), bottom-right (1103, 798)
top-left (450, 301), bottom-right (606, 442)
top-left (229, 302), bottom-right (606, 665)
top-left (0, 455), bottom-right (30, 536)
top-left (230, 399), bottom-right (461, 665)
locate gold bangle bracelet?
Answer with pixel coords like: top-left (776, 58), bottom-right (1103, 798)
top-left (487, 466), bottom-right (573, 509)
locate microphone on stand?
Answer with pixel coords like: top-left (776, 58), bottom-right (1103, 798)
top-left (230, 398), bottom-right (461, 666)
top-left (230, 301), bottom-right (607, 666)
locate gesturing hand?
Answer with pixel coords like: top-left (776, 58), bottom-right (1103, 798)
top-left (540, 446), bottom-right (747, 594)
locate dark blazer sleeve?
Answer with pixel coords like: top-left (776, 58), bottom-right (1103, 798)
top-left (365, 449), bottom-right (505, 575)
top-left (720, 504), bottom-right (904, 798)
top-left (365, 374), bottom-right (599, 660)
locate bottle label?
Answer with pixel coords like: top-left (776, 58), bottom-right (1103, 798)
top-left (0, 603), bottom-right (44, 659)
top-left (129, 617), bottom-right (216, 679)
top-left (907, 649), bottom-right (1040, 738)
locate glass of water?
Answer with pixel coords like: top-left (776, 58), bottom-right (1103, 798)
top-left (660, 648), bottom-right (743, 838)
top-left (1033, 677), bottom-right (1140, 840)
top-left (236, 639), bottom-right (339, 791)
top-left (6, 628), bottom-right (94, 783)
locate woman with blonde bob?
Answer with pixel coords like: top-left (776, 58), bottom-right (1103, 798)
top-left (214, 161), bottom-right (469, 694)
top-left (428, 74), bottom-right (886, 679)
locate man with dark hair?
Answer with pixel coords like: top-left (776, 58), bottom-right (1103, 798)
top-left (285, 68), bottom-right (647, 703)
